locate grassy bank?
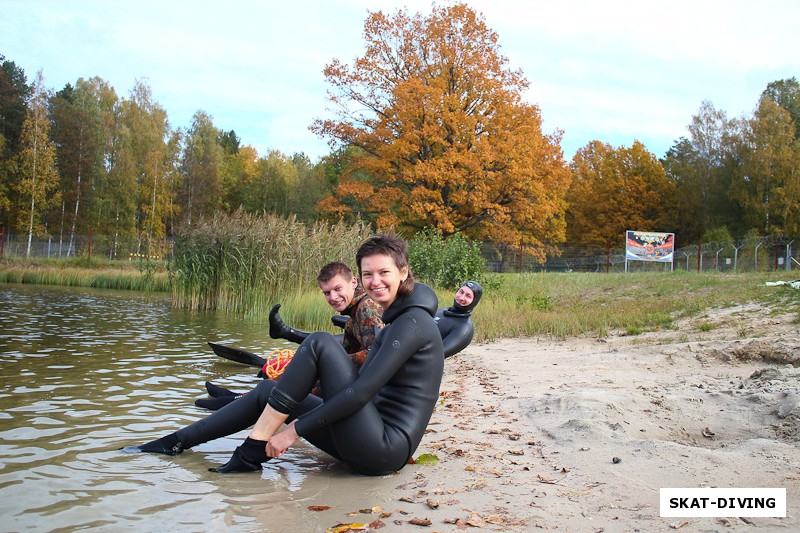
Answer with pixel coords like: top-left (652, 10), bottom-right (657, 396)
top-left (2, 258), bottom-right (797, 340)
top-left (471, 270), bottom-right (800, 341)
top-left (0, 257), bottom-right (170, 292)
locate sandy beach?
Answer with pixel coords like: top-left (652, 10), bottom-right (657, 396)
top-left (287, 302), bottom-right (799, 532)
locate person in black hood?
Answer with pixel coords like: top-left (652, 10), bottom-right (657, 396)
top-left (436, 280), bottom-right (482, 358)
top-left (125, 234), bottom-right (444, 477)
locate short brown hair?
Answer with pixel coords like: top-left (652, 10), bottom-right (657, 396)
top-left (356, 233), bottom-right (415, 296)
top-left (317, 262), bottom-right (354, 284)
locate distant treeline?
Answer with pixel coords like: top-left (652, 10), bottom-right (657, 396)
top-left (2, 5), bottom-right (799, 260)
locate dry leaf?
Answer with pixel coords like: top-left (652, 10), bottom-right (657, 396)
top-left (537, 474), bottom-right (558, 484)
top-left (368, 519), bottom-right (386, 529)
top-left (466, 512), bottom-right (486, 527)
top-left (669, 520), bottom-right (690, 529)
top-left (309, 505), bottom-right (332, 511)
top-left (409, 517), bottom-right (432, 526)
top-left (426, 499), bottom-right (439, 509)
top-left (325, 523), bottom-right (367, 533)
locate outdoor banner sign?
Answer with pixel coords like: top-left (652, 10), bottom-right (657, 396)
top-left (626, 230), bottom-right (675, 263)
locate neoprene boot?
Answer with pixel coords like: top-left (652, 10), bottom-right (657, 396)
top-left (210, 437), bottom-right (268, 473)
top-left (269, 304), bottom-right (308, 344)
top-left (205, 381), bottom-right (237, 398)
top-left (121, 432), bottom-right (183, 455)
top-left (195, 394), bottom-right (240, 410)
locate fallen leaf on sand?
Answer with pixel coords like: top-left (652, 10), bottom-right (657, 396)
top-left (702, 427), bottom-right (715, 438)
top-left (409, 517), bottom-right (432, 526)
top-left (326, 523), bottom-right (367, 532)
top-left (466, 512), bottom-right (486, 527)
top-left (537, 474), bottom-right (558, 484)
top-left (309, 505), bottom-right (332, 511)
top-left (669, 520), bottom-right (690, 529)
top-left (414, 453), bottom-right (440, 465)
top-left (426, 499), bottom-right (439, 509)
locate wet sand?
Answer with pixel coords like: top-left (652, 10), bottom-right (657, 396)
top-left (267, 302), bottom-right (799, 532)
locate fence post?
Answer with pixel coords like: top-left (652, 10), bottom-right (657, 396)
top-left (755, 242), bottom-right (761, 271)
top-left (696, 240), bottom-right (702, 272)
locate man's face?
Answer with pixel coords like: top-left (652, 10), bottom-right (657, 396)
top-left (319, 274), bottom-right (358, 312)
top-left (455, 285), bottom-right (475, 307)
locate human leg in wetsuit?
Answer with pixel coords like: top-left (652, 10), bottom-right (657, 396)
top-left (256, 331), bottom-right (412, 475)
top-left (129, 332), bottom-right (408, 475)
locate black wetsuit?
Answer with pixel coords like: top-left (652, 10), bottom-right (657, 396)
top-left (161, 283), bottom-right (444, 476)
top-left (437, 280), bottom-right (482, 358)
top-left (436, 307), bottom-right (474, 358)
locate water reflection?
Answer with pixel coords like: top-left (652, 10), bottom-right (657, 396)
top-left (0, 283), bottom-right (346, 532)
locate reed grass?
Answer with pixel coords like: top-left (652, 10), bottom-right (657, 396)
top-left (0, 259), bottom-right (169, 292)
top-left (169, 211), bottom-right (373, 317)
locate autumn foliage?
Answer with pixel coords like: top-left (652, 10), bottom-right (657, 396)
top-left (313, 3), bottom-right (571, 247)
top-left (566, 140), bottom-right (676, 250)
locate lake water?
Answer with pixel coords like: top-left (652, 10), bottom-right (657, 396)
top-left (0, 283), bottom-right (386, 532)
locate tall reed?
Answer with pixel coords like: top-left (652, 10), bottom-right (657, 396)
top-left (170, 211), bottom-right (372, 316)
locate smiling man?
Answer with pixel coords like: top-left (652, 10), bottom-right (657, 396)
top-left (270, 261), bottom-right (383, 368)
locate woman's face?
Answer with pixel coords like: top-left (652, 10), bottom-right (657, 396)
top-left (455, 285), bottom-right (475, 307)
top-left (360, 253), bottom-right (408, 308)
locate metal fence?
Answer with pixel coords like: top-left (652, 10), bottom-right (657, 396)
top-left (481, 236), bottom-right (798, 273)
top-left (3, 232), bottom-right (797, 274)
top-left (0, 233), bottom-right (172, 261)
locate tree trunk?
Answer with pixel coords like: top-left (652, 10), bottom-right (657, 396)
top-left (26, 127), bottom-right (39, 257)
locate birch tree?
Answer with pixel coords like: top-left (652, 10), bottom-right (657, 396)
top-left (15, 71), bottom-right (59, 256)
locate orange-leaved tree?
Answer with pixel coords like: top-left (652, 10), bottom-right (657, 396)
top-left (312, 2), bottom-right (571, 248)
top-left (567, 140), bottom-right (676, 256)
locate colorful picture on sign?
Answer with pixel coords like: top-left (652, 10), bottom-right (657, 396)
top-left (626, 231), bottom-right (675, 262)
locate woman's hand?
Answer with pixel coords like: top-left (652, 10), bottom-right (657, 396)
top-left (266, 420), bottom-right (299, 458)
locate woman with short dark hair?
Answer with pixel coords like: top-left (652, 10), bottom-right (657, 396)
top-left (126, 234), bottom-right (444, 476)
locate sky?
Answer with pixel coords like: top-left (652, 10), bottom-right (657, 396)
top-left (2, 0), bottom-right (799, 163)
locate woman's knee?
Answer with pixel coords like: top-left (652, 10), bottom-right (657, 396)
top-left (300, 331), bottom-right (339, 357)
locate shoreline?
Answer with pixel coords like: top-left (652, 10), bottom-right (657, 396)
top-left (273, 302), bottom-right (799, 532)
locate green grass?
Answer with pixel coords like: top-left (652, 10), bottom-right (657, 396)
top-left (465, 270), bottom-right (800, 341)
top-left (0, 256), bottom-right (169, 292)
